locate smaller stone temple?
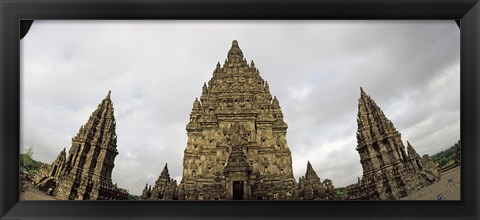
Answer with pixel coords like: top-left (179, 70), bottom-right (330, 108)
top-left (346, 88), bottom-right (440, 200)
top-left (33, 91), bottom-right (129, 200)
top-left (296, 161), bottom-right (336, 200)
top-left (141, 163), bottom-right (178, 200)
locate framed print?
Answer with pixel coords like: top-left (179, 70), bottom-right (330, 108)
top-left (1, 0), bottom-right (479, 219)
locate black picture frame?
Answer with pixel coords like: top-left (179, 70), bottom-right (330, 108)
top-left (1, 0), bottom-right (479, 219)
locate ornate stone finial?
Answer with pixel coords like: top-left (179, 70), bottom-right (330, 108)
top-left (56, 147), bottom-right (67, 161)
top-left (305, 161), bottom-right (320, 182)
top-left (106, 90), bottom-right (111, 99)
top-left (227, 40), bottom-right (244, 66)
top-left (251, 60), bottom-right (255, 67)
top-left (216, 62), bottom-right (221, 69)
top-left (360, 87), bottom-right (367, 97)
top-left (272, 96), bottom-right (280, 109)
top-left (406, 141), bottom-right (419, 157)
top-left (193, 98), bottom-right (201, 110)
top-left (160, 163), bottom-right (170, 180)
top-left (202, 83), bottom-right (208, 94)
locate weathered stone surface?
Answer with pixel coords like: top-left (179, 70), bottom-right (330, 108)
top-left (32, 163), bottom-right (52, 185)
top-left (346, 88), bottom-right (440, 200)
top-left (34, 91), bottom-right (128, 200)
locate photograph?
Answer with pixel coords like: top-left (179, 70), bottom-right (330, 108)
top-left (19, 20), bottom-right (460, 201)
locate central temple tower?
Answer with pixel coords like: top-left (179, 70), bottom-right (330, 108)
top-left (179, 40), bottom-right (296, 200)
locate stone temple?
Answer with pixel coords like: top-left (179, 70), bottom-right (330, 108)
top-left (346, 88), bottom-right (440, 200)
top-left (33, 91), bottom-right (128, 200)
top-left (141, 163), bottom-right (178, 200)
top-left (296, 161), bottom-right (336, 200)
top-left (140, 40), bottom-right (337, 200)
top-left (176, 40), bottom-right (299, 200)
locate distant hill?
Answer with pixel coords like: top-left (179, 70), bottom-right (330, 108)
top-left (431, 140), bottom-right (460, 167)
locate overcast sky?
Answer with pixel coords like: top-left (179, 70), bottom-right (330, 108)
top-left (20, 20), bottom-right (460, 196)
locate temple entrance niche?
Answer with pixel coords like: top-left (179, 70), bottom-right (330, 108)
top-left (51, 165), bottom-right (58, 176)
top-left (232, 181), bottom-right (244, 200)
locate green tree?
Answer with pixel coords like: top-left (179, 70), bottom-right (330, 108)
top-left (26, 146), bottom-right (34, 158)
top-left (20, 146), bottom-right (43, 174)
top-left (335, 187), bottom-right (347, 200)
top-left (437, 158), bottom-right (448, 167)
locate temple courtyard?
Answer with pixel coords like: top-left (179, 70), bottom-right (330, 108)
top-left (401, 166), bottom-right (460, 200)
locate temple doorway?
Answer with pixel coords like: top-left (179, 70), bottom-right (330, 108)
top-left (232, 181), bottom-right (244, 200)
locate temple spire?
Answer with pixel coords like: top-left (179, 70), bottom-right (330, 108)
top-left (348, 87), bottom-right (444, 200)
top-left (159, 163), bottom-right (170, 180)
top-left (305, 161), bottom-right (320, 182)
top-left (49, 91), bottom-right (127, 200)
top-left (406, 141), bottom-right (420, 158)
top-left (307, 161), bottom-right (313, 171)
top-left (192, 98), bottom-right (201, 110)
top-left (272, 96), bottom-right (280, 109)
top-left (202, 83), bottom-right (208, 94)
top-left (357, 87), bottom-right (398, 140)
top-left (226, 40), bottom-right (245, 66)
top-left (73, 91), bottom-right (116, 144)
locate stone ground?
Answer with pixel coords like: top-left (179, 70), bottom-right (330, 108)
top-left (20, 182), bottom-right (57, 200)
top-left (400, 166), bottom-right (461, 200)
